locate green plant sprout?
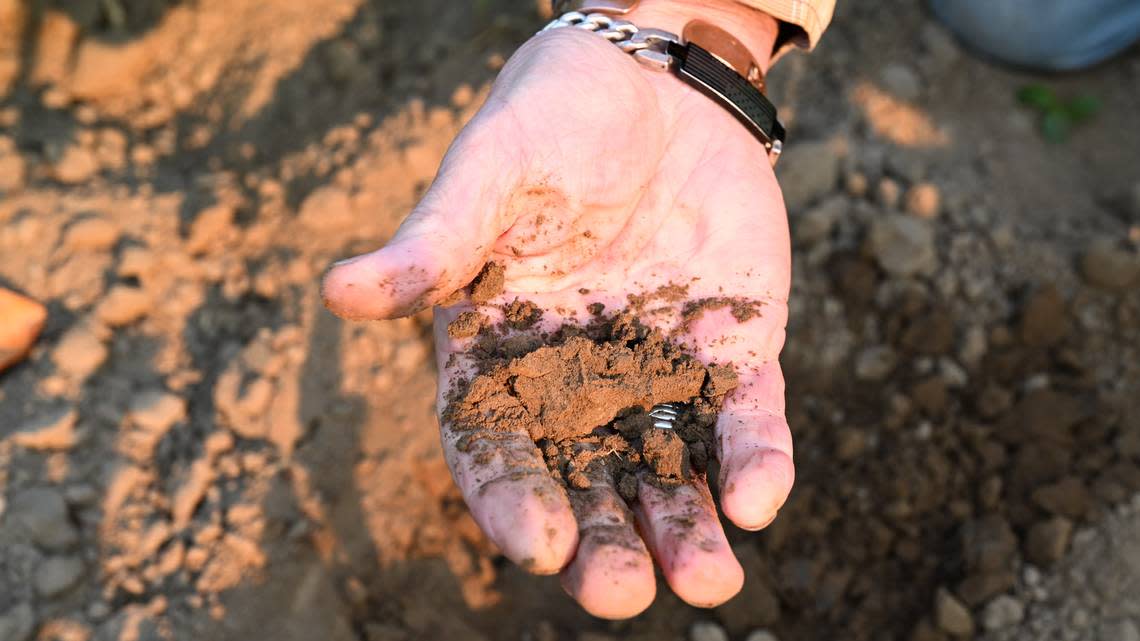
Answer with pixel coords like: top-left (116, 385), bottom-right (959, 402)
top-left (1017, 84), bottom-right (1102, 143)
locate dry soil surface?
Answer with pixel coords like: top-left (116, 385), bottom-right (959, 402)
top-left (1, 1), bottom-right (1139, 641)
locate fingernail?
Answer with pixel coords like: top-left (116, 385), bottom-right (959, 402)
top-left (332, 255), bottom-right (363, 267)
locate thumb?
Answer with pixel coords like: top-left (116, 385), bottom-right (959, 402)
top-left (322, 124), bottom-right (517, 320)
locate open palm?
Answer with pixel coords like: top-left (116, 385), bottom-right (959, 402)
top-left (323, 27), bottom-right (793, 618)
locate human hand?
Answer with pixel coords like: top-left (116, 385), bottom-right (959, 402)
top-left (322, 0), bottom-right (793, 619)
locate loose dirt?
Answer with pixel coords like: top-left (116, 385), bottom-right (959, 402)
top-left (468, 261), bottom-right (506, 304)
top-left (445, 311), bottom-right (737, 492)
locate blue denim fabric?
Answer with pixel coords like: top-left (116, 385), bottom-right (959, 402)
top-left (930, 0), bottom-right (1140, 70)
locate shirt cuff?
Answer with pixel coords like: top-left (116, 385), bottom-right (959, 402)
top-left (734, 0), bottom-right (835, 59)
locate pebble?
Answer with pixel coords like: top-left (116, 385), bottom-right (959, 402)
top-left (1031, 477), bottom-right (1091, 519)
top-left (776, 140), bottom-right (839, 212)
top-left (689, 621), bottom-right (729, 641)
top-left (866, 215), bottom-right (937, 277)
top-left (10, 407), bottom-right (79, 451)
top-left (186, 204), bottom-right (236, 255)
top-left (845, 171), bottom-right (869, 198)
top-left (64, 484), bottom-right (99, 507)
top-left (934, 587), bottom-right (975, 637)
top-left (53, 146), bottom-right (99, 184)
top-left (34, 556), bottom-right (86, 598)
top-left (854, 345), bottom-right (897, 381)
top-left (1099, 620), bottom-right (1140, 641)
top-left (880, 62), bottom-right (922, 101)
top-left (86, 601), bottom-right (111, 622)
top-left (95, 285), bottom-right (151, 326)
top-left (1019, 286), bottom-right (1068, 348)
top-left (7, 487), bottom-right (79, 550)
top-left (982, 595), bottom-right (1025, 630)
top-left (957, 326), bottom-right (987, 368)
top-left (905, 183), bottom-right (941, 219)
top-left (128, 389), bottom-right (187, 433)
top-left (1025, 517), bottom-right (1074, 566)
top-left (0, 603), bottom-right (36, 641)
top-left (794, 195), bottom-right (846, 245)
top-left (745, 632), bottom-right (781, 641)
top-left (62, 216), bottom-right (119, 252)
top-left (1080, 241), bottom-right (1140, 292)
top-left (876, 177), bottom-right (902, 208)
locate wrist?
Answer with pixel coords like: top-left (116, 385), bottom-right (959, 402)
top-left (621, 0), bottom-right (780, 72)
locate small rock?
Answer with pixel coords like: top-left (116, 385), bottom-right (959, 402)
top-left (0, 603), bottom-right (36, 641)
top-left (10, 407), bottom-right (79, 450)
top-left (794, 195), bottom-right (846, 245)
top-left (854, 345), bottom-right (897, 381)
top-left (186, 204), bottom-right (236, 255)
top-left (86, 601), bottom-right (111, 622)
top-left (745, 632), bottom-right (780, 641)
top-left (866, 214), bottom-right (937, 277)
top-left (877, 177), bottom-right (902, 208)
top-left (1099, 620), bottom-right (1140, 641)
top-left (95, 285), bottom-right (151, 326)
top-left (905, 183), bottom-right (941, 219)
top-left (957, 510), bottom-right (1021, 570)
top-left (1025, 517), bottom-right (1073, 566)
top-left (835, 428), bottom-right (868, 460)
top-left (1019, 286), bottom-right (1068, 347)
top-left (957, 572), bottom-right (1015, 607)
top-left (776, 140), bottom-right (839, 212)
top-left (689, 621), bottom-right (728, 641)
top-left (34, 556), bottom-right (85, 598)
top-left (298, 186), bottom-right (356, 232)
top-left (880, 62), bottom-right (922, 101)
top-left (117, 247), bottom-right (156, 279)
top-left (0, 287), bottom-right (48, 372)
top-left (62, 216), bottom-right (119, 252)
top-left (6, 487), bottom-right (79, 550)
top-left (53, 146), bottom-right (99, 184)
top-left (451, 84), bottom-right (474, 109)
top-left (64, 484), bottom-right (99, 507)
top-left (934, 588), bottom-right (975, 637)
top-left (981, 595), bottom-right (1025, 630)
top-left (957, 325), bottom-right (987, 368)
top-left (845, 171), bottom-right (869, 198)
top-left (1080, 241), bottom-right (1140, 292)
top-left (128, 390), bottom-right (187, 433)
top-left (1031, 476), bottom-right (1091, 518)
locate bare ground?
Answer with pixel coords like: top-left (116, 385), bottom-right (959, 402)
top-left (1, 1), bottom-right (1139, 640)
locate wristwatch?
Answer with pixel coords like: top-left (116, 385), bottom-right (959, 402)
top-left (545, 0), bottom-right (785, 161)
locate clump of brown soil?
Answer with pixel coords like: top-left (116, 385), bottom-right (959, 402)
top-left (468, 261), bottom-right (505, 304)
top-left (502, 298), bottom-right (542, 329)
top-left (444, 310), bottom-right (738, 495)
top-left (447, 311), bottom-right (486, 339)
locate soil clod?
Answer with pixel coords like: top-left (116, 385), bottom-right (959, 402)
top-left (445, 309), bottom-right (738, 493)
top-left (469, 261), bottom-right (505, 304)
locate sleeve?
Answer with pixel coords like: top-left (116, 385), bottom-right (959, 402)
top-left (735, 0), bottom-right (835, 56)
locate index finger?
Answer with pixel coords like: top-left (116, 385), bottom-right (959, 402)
top-left (433, 307), bottom-right (578, 574)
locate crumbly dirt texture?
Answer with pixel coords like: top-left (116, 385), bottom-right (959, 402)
top-left (447, 311), bottom-right (486, 339)
top-left (445, 313), bottom-right (737, 491)
top-left (468, 261), bottom-right (505, 304)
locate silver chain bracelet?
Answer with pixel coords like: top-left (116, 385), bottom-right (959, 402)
top-left (540, 11), bottom-right (680, 72)
top-left (539, 12), bottom-right (786, 159)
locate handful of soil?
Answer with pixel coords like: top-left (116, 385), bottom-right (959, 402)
top-left (444, 309), bottom-right (738, 500)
